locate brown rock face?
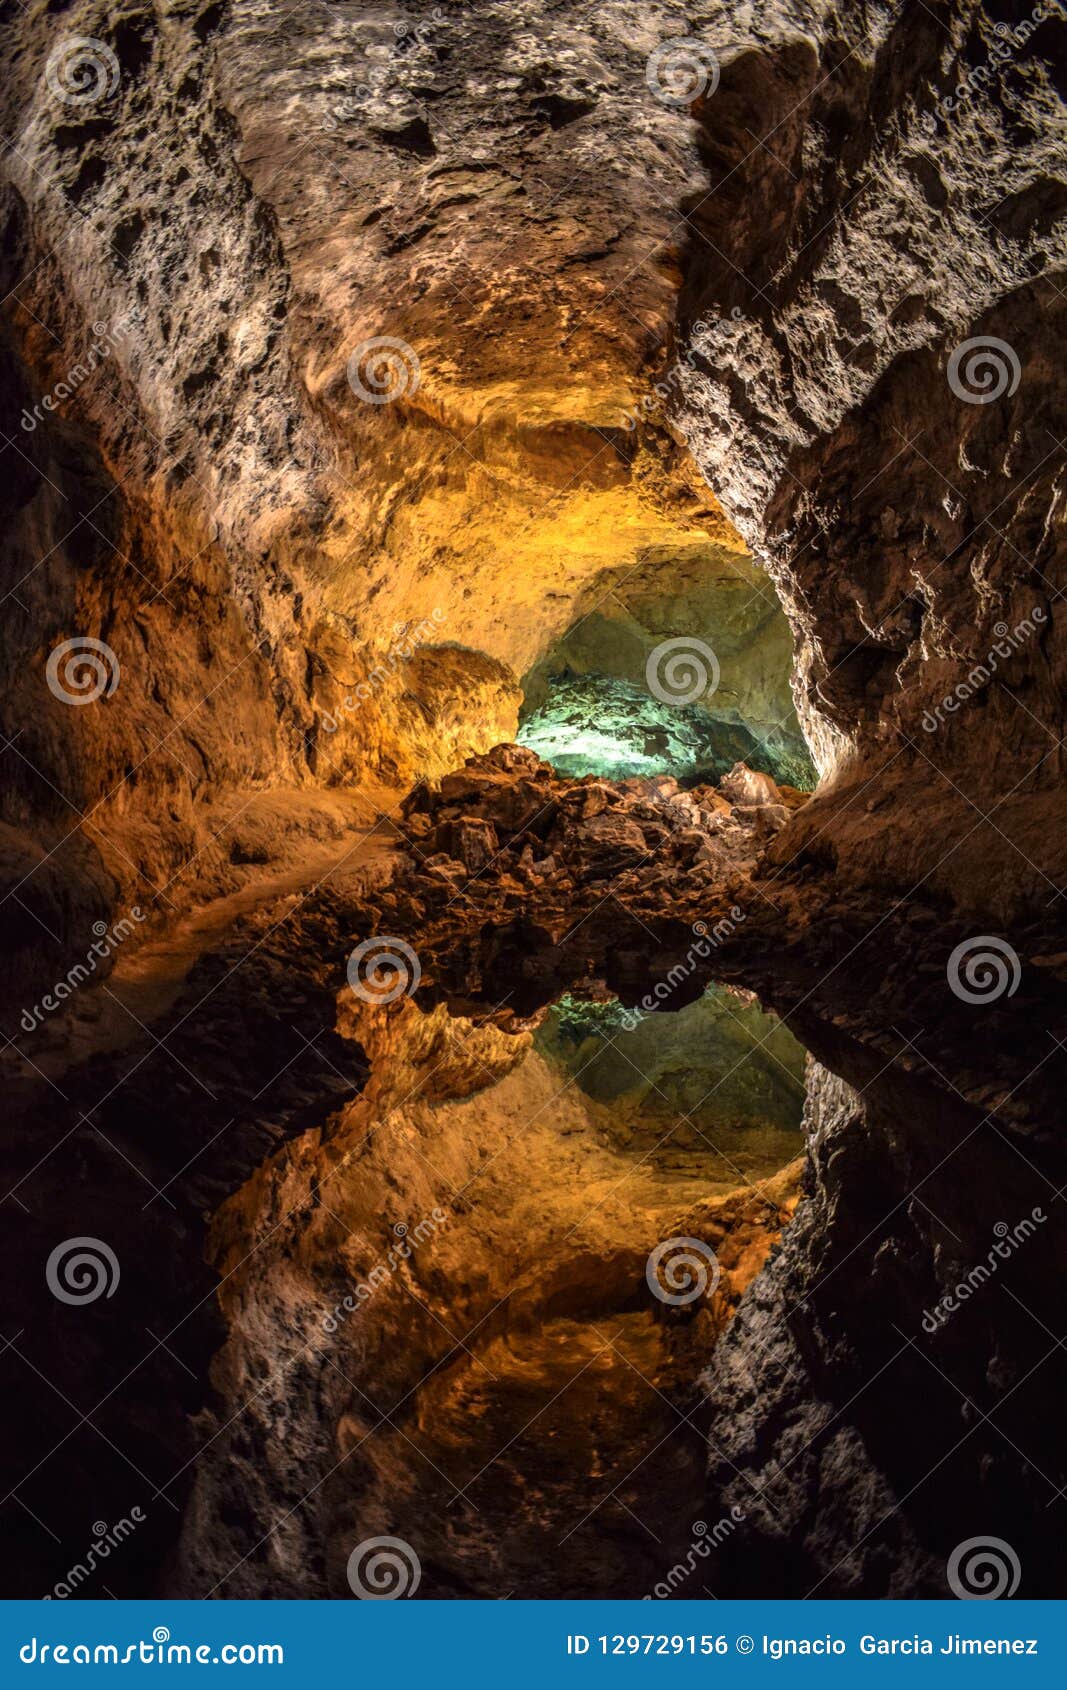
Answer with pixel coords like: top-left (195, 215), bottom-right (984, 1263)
top-left (1, 0), bottom-right (1065, 1605)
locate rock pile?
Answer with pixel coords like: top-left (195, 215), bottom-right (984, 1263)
top-left (394, 743), bottom-right (807, 919)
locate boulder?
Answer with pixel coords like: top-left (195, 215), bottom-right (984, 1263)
top-left (720, 762), bottom-right (782, 808)
top-left (449, 816), bottom-right (499, 874)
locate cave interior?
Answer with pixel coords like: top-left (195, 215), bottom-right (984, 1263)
top-left (0, 0), bottom-right (1066, 1606)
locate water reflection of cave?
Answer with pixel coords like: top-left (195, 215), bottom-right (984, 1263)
top-left (535, 984), bottom-right (807, 1186)
top-left (517, 551), bottom-right (816, 789)
top-left (324, 983), bottom-right (810, 1598)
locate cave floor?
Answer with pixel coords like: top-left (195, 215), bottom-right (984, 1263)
top-left (14, 788), bottom-right (404, 1082)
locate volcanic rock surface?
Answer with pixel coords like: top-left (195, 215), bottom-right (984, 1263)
top-left (0, 0), bottom-right (1065, 1605)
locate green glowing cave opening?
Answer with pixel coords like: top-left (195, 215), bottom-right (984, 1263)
top-left (516, 670), bottom-right (797, 785)
top-left (515, 574), bottom-right (816, 789)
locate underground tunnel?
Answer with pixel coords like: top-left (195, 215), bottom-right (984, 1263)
top-left (0, 0), bottom-right (1066, 1613)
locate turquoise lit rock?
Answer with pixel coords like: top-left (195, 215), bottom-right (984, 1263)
top-left (517, 671), bottom-right (811, 786)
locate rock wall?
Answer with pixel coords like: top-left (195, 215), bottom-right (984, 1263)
top-left (672, 0), bottom-right (1066, 907)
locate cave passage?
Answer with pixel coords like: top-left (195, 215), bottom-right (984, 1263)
top-left (517, 585), bottom-right (816, 789)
